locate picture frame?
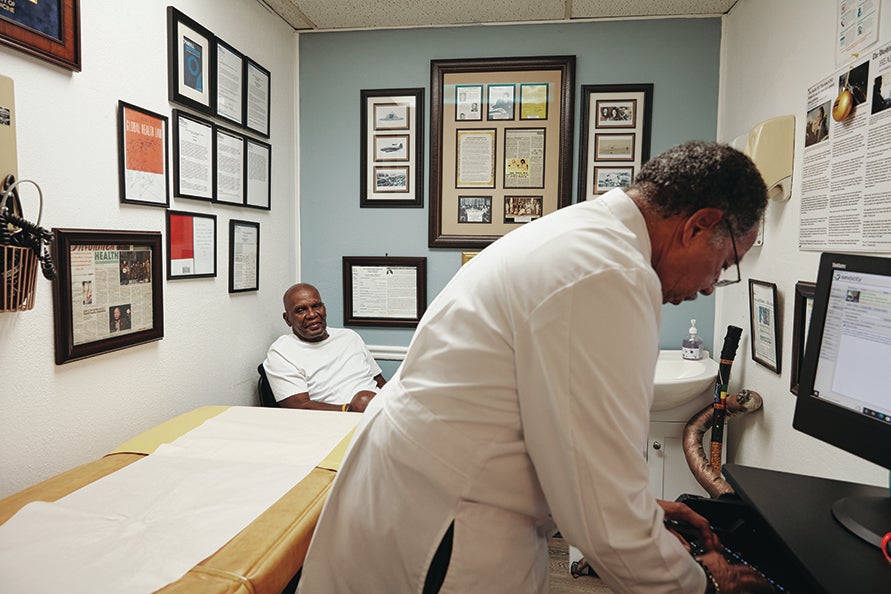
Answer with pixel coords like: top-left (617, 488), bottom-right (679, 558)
top-left (52, 228), bottom-right (163, 365)
top-left (0, 0), bottom-right (80, 71)
top-left (503, 195), bottom-right (543, 224)
top-left (790, 281), bottom-right (816, 395)
top-left (229, 219), bottom-right (259, 293)
top-left (245, 57), bottom-right (271, 138)
top-left (117, 101), bottom-right (169, 208)
top-left (166, 210), bottom-right (217, 279)
top-left (503, 128), bottom-right (545, 189)
top-left (749, 279), bottom-right (781, 374)
top-left (167, 6), bottom-right (214, 115)
top-left (214, 126), bottom-right (245, 206)
top-left (342, 256), bottom-right (427, 327)
top-left (457, 196), bottom-right (492, 223)
top-left (173, 109), bottom-right (214, 201)
top-left (455, 85), bottom-right (483, 121)
top-left (213, 37), bottom-right (245, 126)
top-left (487, 84), bottom-right (515, 120)
top-left (360, 88), bottom-right (424, 208)
top-left (429, 56), bottom-right (575, 248)
top-left (578, 84), bottom-right (652, 201)
top-left (245, 137), bottom-right (272, 210)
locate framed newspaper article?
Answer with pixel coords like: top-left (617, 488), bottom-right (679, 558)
top-left (342, 256), bottom-right (426, 327)
top-left (429, 56), bottom-right (575, 248)
top-left (52, 229), bottom-right (163, 365)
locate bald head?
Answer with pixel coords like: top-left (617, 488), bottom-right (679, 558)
top-left (283, 283), bottom-right (320, 309)
top-left (282, 283), bottom-right (329, 342)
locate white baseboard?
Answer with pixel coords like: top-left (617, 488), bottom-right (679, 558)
top-left (368, 344), bottom-right (409, 361)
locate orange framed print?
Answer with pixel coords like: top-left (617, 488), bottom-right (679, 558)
top-left (118, 101), bottom-right (169, 208)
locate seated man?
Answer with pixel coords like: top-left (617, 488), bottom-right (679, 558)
top-left (263, 283), bottom-right (385, 412)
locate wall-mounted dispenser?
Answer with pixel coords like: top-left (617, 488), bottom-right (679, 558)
top-left (745, 115), bottom-right (795, 202)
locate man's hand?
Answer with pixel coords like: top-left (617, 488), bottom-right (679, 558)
top-left (349, 390), bottom-right (376, 412)
top-left (697, 550), bottom-right (777, 593)
top-left (657, 499), bottom-right (721, 552)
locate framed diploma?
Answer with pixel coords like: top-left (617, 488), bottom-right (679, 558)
top-left (173, 109), bottom-right (214, 201)
top-left (342, 256), bottom-right (427, 327)
top-left (166, 210), bottom-right (217, 279)
top-left (229, 219), bottom-right (259, 293)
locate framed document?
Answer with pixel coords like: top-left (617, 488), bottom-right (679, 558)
top-left (173, 109), bottom-right (214, 201)
top-left (429, 55), bottom-right (575, 248)
top-left (245, 138), bottom-right (271, 210)
top-left (360, 88), bottom-right (424, 208)
top-left (214, 37), bottom-right (245, 126)
top-left (245, 58), bottom-right (270, 138)
top-left (214, 126), bottom-right (245, 206)
top-left (167, 6), bottom-right (214, 115)
top-left (749, 279), bottom-right (781, 374)
top-left (117, 101), bottom-right (169, 208)
top-left (342, 256), bottom-right (426, 327)
top-left (229, 219), bottom-right (259, 293)
top-left (790, 281), bottom-right (815, 394)
top-left (0, 0), bottom-right (80, 71)
top-left (52, 228), bottom-right (163, 364)
top-left (578, 84), bottom-right (652, 201)
top-left (166, 210), bottom-right (217, 279)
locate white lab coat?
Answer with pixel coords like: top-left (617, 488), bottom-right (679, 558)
top-left (298, 189), bottom-right (705, 593)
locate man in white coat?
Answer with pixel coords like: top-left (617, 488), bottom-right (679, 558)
top-left (298, 142), bottom-right (774, 593)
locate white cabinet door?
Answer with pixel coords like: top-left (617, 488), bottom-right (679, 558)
top-left (646, 421), bottom-right (710, 500)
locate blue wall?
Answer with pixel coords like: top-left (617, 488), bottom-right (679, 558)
top-left (299, 18), bottom-right (722, 356)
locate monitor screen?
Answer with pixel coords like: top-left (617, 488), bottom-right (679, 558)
top-left (793, 252), bottom-right (891, 547)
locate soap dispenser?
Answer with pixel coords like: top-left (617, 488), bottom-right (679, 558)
top-left (682, 319), bottom-right (703, 360)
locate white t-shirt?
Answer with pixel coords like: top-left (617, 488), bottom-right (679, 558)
top-left (263, 327), bottom-right (382, 404)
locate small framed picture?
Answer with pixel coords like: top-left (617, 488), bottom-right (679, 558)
top-left (487, 84), bottom-right (515, 120)
top-left (503, 195), bottom-right (543, 224)
top-left (455, 129), bottom-right (496, 189)
top-left (374, 103), bottom-right (410, 130)
top-left (214, 37), bottom-right (245, 126)
top-left (790, 281), bottom-right (815, 394)
top-left (519, 83), bottom-right (548, 120)
top-left (749, 279), bottom-right (781, 374)
top-left (173, 109), bottom-right (214, 201)
top-left (458, 196), bottom-right (492, 223)
top-left (118, 101), bottom-right (169, 208)
top-left (374, 135), bottom-right (409, 161)
top-left (595, 99), bottom-right (637, 128)
top-left (245, 138), bottom-right (272, 210)
top-left (594, 133), bottom-right (635, 161)
top-left (167, 7), bottom-right (214, 115)
top-left (455, 85), bottom-right (483, 121)
top-left (166, 210), bottom-right (217, 279)
top-left (229, 219), bottom-right (259, 293)
top-left (593, 166), bottom-right (634, 194)
top-left (343, 256), bottom-right (427, 327)
top-left (245, 57), bottom-right (271, 138)
top-left (214, 126), bottom-right (246, 206)
top-left (374, 166), bottom-right (409, 192)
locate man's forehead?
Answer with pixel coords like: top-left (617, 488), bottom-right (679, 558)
top-left (285, 286), bottom-right (322, 307)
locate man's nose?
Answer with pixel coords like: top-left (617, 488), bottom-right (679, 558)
top-left (700, 286), bottom-right (715, 297)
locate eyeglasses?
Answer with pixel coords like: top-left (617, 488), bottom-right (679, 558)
top-left (714, 220), bottom-right (741, 287)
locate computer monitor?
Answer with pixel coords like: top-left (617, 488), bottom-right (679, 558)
top-left (793, 252), bottom-right (891, 549)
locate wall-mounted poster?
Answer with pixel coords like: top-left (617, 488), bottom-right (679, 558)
top-left (117, 101), bottom-right (169, 208)
top-left (167, 7), bottom-right (214, 115)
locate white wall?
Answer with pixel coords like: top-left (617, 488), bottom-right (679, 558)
top-left (718, 0), bottom-right (888, 486)
top-left (0, 0), bottom-right (298, 497)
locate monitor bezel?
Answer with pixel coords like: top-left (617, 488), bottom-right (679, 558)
top-left (792, 252), bottom-right (891, 472)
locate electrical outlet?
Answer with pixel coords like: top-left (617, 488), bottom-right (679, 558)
top-left (0, 74), bottom-right (18, 184)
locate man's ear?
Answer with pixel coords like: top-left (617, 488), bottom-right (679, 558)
top-left (683, 208), bottom-right (724, 243)
top-left (282, 311), bottom-right (291, 327)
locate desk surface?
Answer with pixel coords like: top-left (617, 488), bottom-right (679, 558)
top-left (723, 463), bottom-right (891, 594)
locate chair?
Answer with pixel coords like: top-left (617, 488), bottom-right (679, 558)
top-left (257, 364), bottom-right (279, 408)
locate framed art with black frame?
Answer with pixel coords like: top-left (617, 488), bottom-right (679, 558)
top-left (117, 101), bottom-right (169, 208)
top-left (578, 84), bottom-right (652, 202)
top-left (245, 137), bottom-right (271, 210)
top-left (166, 210), bottom-right (217, 279)
top-left (229, 219), bottom-right (259, 293)
top-left (245, 57), bottom-right (270, 138)
top-left (429, 56), bottom-right (575, 249)
top-left (213, 36), bottom-right (245, 127)
top-left (343, 256), bottom-right (427, 327)
top-left (790, 281), bottom-right (815, 394)
top-left (52, 228), bottom-right (163, 364)
top-left (360, 88), bottom-right (425, 208)
top-left (0, 0), bottom-right (80, 71)
top-left (749, 278), bottom-right (781, 374)
top-left (173, 109), bottom-right (214, 201)
top-left (167, 6), bottom-right (214, 115)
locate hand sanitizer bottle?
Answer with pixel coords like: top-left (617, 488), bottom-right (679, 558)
top-left (682, 319), bottom-right (703, 360)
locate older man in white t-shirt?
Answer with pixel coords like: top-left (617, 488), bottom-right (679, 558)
top-left (263, 283), bottom-right (386, 412)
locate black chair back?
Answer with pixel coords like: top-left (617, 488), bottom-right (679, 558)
top-left (257, 364), bottom-right (278, 408)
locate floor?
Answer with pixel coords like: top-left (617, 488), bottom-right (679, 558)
top-left (547, 536), bottom-right (613, 594)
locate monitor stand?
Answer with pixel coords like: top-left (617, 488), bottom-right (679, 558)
top-left (831, 495), bottom-right (891, 548)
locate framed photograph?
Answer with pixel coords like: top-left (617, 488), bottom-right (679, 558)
top-left (117, 101), bottom-right (169, 208)
top-left (229, 219), bottom-right (259, 293)
top-left (214, 126), bottom-right (245, 205)
top-left (487, 84), bottom-right (515, 120)
top-left (503, 195), bottom-right (543, 224)
top-left (245, 137), bottom-right (271, 210)
top-left (167, 6), bottom-right (214, 115)
top-left (51, 228), bottom-right (163, 365)
top-left (578, 84), bottom-right (652, 201)
top-left (166, 210), bottom-right (216, 279)
top-left (0, 0), bottom-right (80, 71)
top-left (595, 99), bottom-right (637, 128)
top-left (245, 58), bottom-right (270, 138)
top-left (455, 85), bottom-right (483, 121)
top-left (593, 166), bottom-right (634, 195)
top-left (429, 56), bottom-right (575, 248)
top-left (360, 88), bottom-right (424, 207)
top-left (749, 279), bottom-right (781, 374)
top-left (214, 37), bottom-right (244, 126)
top-left (594, 133), bottom-right (635, 161)
top-left (458, 196), bottom-right (492, 223)
top-left (173, 109), bottom-right (214, 201)
top-left (790, 281), bottom-right (816, 395)
top-left (342, 256), bottom-right (427, 327)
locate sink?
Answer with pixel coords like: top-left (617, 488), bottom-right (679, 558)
top-left (652, 350), bottom-right (719, 411)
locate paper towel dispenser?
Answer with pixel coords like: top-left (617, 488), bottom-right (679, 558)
top-left (745, 115), bottom-right (795, 202)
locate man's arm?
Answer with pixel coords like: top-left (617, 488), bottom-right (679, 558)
top-left (373, 373), bottom-right (386, 389)
top-left (278, 390), bottom-right (345, 411)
